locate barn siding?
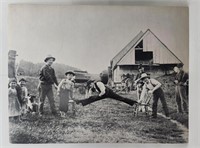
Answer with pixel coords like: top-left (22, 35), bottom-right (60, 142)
top-left (118, 47), bottom-right (135, 65)
top-left (116, 30), bottom-right (181, 66)
top-left (111, 31), bottom-right (144, 69)
top-left (143, 31), bottom-right (181, 64)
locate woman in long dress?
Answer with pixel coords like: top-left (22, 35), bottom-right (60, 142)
top-left (57, 71), bottom-right (75, 117)
top-left (8, 78), bottom-right (22, 121)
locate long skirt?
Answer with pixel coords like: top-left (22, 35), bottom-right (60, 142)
top-left (9, 96), bottom-right (21, 117)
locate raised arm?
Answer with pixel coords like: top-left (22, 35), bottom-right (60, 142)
top-left (96, 82), bottom-right (106, 96)
top-left (151, 79), bottom-right (162, 93)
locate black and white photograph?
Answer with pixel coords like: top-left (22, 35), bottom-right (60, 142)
top-left (6, 4), bottom-right (190, 144)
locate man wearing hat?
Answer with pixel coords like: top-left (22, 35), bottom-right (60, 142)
top-left (75, 80), bottom-right (137, 107)
top-left (174, 63), bottom-right (188, 113)
top-left (140, 73), bottom-right (169, 119)
top-left (38, 55), bottom-right (58, 116)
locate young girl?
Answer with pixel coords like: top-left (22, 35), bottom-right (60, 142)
top-left (8, 78), bottom-right (22, 122)
top-left (57, 71), bottom-right (75, 117)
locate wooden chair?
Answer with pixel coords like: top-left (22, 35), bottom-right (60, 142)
top-left (133, 94), bottom-right (152, 117)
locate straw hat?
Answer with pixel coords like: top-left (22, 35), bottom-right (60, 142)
top-left (65, 70), bottom-right (75, 76)
top-left (44, 55), bottom-right (56, 62)
top-left (140, 73), bottom-right (150, 80)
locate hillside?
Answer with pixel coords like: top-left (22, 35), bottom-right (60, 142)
top-left (17, 60), bottom-right (81, 78)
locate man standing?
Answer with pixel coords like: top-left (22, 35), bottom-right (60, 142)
top-left (75, 80), bottom-right (137, 107)
top-left (39, 55), bottom-right (58, 116)
top-left (174, 63), bottom-right (189, 113)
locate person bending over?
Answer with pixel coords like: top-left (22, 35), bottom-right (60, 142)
top-left (75, 80), bottom-right (137, 106)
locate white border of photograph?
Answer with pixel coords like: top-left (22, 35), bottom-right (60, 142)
top-left (1, 0), bottom-right (200, 148)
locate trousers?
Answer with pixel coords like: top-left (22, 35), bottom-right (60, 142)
top-left (175, 85), bottom-right (188, 113)
top-left (79, 87), bottom-right (137, 106)
top-left (152, 88), bottom-right (169, 117)
top-left (39, 84), bottom-right (56, 114)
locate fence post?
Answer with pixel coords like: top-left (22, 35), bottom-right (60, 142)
top-left (8, 50), bottom-right (18, 79)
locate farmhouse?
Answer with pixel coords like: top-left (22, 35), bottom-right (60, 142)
top-left (110, 29), bottom-right (182, 83)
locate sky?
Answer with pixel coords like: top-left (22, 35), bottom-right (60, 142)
top-left (8, 5), bottom-right (189, 74)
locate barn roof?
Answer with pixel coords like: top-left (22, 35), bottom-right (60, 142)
top-left (111, 30), bottom-right (145, 70)
top-left (111, 29), bottom-right (182, 70)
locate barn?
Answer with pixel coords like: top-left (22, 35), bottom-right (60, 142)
top-left (110, 29), bottom-right (182, 83)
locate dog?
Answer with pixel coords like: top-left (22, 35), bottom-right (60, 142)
top-left (26, 94), bottom-right (39, 114)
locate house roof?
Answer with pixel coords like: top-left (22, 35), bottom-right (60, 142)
top-left (111, 29), bottom-right (182, 70)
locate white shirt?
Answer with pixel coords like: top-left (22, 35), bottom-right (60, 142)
top-left (94, 82), bottom-right (106, 96)
top-left (143, 78), bottom-right (161, 91)
top-left (57, 79), bottom-right (74, 92)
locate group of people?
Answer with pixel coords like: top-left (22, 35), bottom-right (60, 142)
top-left (8, 78), bottom-right (28, 122)
top-left (134, 63), bottom-right (188, 118)
top-left (8, 54), bottom-right (189, 122)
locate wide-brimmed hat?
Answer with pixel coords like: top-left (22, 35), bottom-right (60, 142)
top-left (140, 73), bottom-right (150, 80)
top-left (65, 70), bottom-right (75, 76)
top-left (44, 55), bottom-right (56, 62)
top-left (177, 63), bottom-right (184, 68)
top-left (19, 78), bottom-right (27, 82)
top-left (86, 79), bottom-right (95, 87)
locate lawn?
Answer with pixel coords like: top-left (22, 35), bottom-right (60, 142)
top-left (9, 75), bottom-right (188, 143)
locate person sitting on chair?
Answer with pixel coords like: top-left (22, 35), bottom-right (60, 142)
top-left (139, 73), bottom-right (169, 119)
top-left (75, 80), bottom-right (138, 107)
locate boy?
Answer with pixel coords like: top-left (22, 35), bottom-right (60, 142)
top-left (57, 71), bottom-right (75, 117)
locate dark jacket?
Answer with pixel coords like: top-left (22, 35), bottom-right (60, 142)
top-left (39, 64), bottom-right (58, 85)
top-left (175, 70), bottom-right (188, 85)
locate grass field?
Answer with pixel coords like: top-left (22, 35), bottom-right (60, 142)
top-left (9, 75), bottom-right (188, 143)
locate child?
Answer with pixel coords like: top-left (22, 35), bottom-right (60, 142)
top-left (19, 78), bottom-right (28, 115)
top-left (8, 78), bottom-right (22, 122)
top-left (140, 73), bottom-right (169, 119)
top-left (57, 71), bottom-right (75, 117)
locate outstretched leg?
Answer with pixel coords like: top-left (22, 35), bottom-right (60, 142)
top-left (77, 95), bottom-right (105, 106)
top-left (106, 88), bottom-right (137, 106)
top-left (76, 87), bottom-right (137, 106)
